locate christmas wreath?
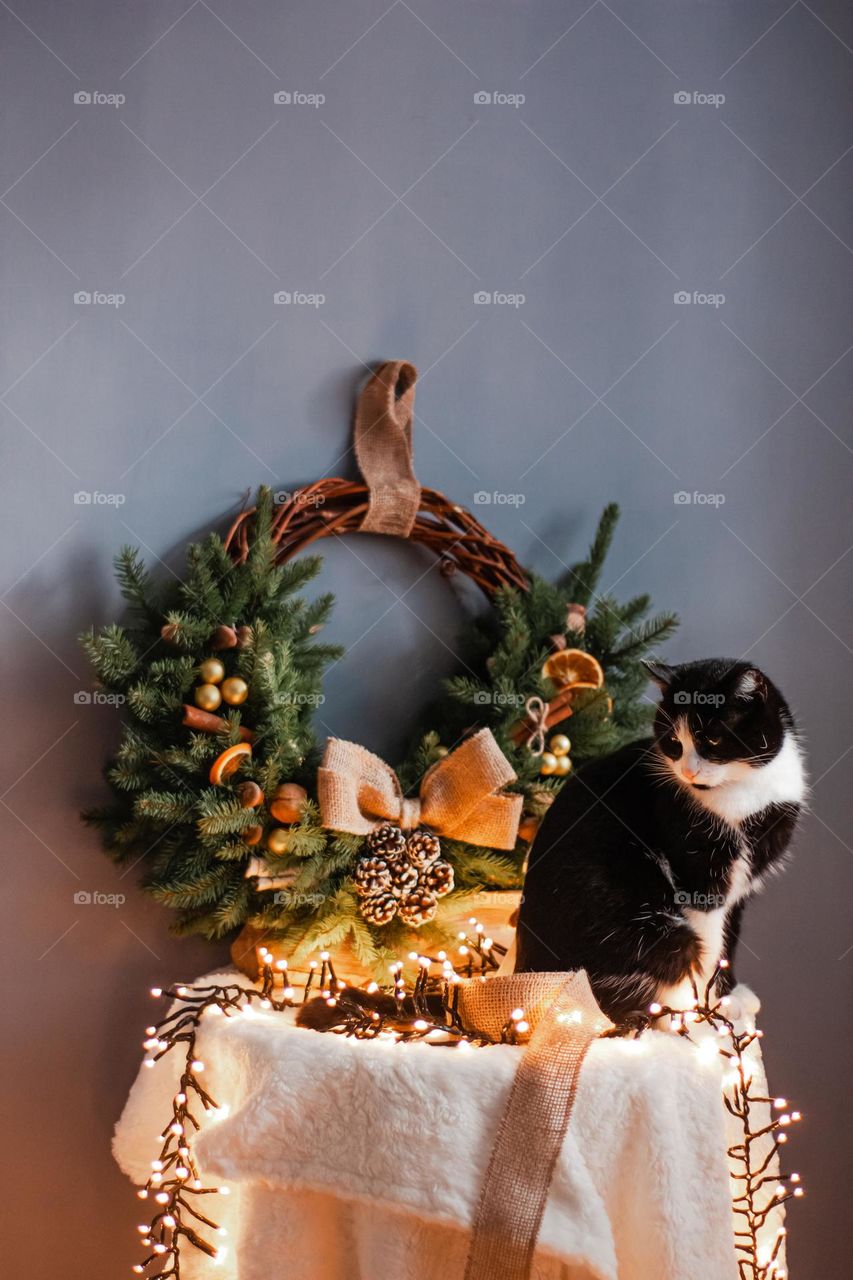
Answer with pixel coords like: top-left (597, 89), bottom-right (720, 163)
top-left (82, 362), bottom-right (677, 977)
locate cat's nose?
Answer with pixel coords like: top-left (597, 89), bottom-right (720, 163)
top-left (682, 767), bottom-right (698, 782)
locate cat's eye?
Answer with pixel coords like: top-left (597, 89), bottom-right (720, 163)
top-left (706, 735), bottom-right (721, 746)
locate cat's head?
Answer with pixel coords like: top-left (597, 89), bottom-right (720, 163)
top-left (643, 658), bottom-right (794, 791)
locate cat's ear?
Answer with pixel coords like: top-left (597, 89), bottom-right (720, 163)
top-left (642, 659), bottom-right (675, 692)
top-left (733, 667), bottom-right (767, 702)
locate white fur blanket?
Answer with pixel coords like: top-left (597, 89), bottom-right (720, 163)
top-left (114, 972), bottom-right (778, 1280)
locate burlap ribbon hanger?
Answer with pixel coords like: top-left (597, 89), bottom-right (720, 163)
top-left (353, 360), bottom-right (421, 537)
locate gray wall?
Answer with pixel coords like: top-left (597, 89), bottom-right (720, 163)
top-left (2, 2), bottom-right (850, 1275)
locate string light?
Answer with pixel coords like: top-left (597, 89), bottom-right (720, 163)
top-left (129, 948), bottom-right (801, 1280)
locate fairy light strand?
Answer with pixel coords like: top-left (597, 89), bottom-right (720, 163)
top-left (131, 941), bottom-right (800, 1280)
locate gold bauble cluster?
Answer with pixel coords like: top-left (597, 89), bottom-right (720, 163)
top-left (539, 732), bottom-right (572, 777)
top-left (193, 658), bottom-right (249, 712)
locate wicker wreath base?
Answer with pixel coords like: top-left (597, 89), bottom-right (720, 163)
top-left (225, 480), bottom-right (528, 598)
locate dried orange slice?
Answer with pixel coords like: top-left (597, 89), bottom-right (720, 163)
top-left (541, 648), bottom-right (604, 690)
top-left (209, 742), bottom-right (252, 785)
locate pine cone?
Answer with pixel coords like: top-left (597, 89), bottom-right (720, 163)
top-left (360, 891), bottom-right (398, 926)
top-left (405, 830), bottom-right (441, 868)
top-left (398, 890), bottom-right (438, 927)
top-left (352, 856), bottom-right (392, 898)
top-left (387, 856), bottom-right (419, 897)
top-left (366, 823), bottom-right (407, 858)
top-left (421, 858), bottom-right (454, 899)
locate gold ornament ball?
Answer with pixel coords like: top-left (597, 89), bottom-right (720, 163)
top-left (221, 676), bottom-right (249, 706)
top-left (266, 827), bottom-right (290, 856)
top-left (539, 752), bottom-right (558, 776)
top-left (198, 658), bottom-right (225, 685)
top-left (194, 683), bottom-right (222, 712)
top-left (549, 733), bottom-right (571, 757)
top-left (554, 754), bottom-right (573, 776)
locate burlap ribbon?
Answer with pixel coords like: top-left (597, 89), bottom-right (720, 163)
top-left (317, 729), bottom-right (523, 850)
top-left (353, 360), bottom-right (420, 537)
top-left (459, 971), bottom-right (614, 1280)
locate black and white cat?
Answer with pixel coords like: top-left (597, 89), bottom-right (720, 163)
top-left (515, 659), bottom-right (806, 1022)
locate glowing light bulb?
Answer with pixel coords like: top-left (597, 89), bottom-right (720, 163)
top-left (163, 1215), bottom-right (176, 1228)
top-left (150, 987), bottom-right (162, 998)
top-left (176, 986), bottom-right (187, 996)
top-left (145, 1026), bottom-right (157, 1036)
top-left (320, 951), bottom-right (330, 961)
top-left (137, 1224), bottom-right (148, 1233)
top-left (143, 1059), bottom-right (155, 1069)
top-left (150, 1173), bottom-right (162, 1185)
top-left (516, 1020), bottom-right (530, 1034)
top-left (649, 1002), bottom-right (662, 1015)
top-left (793, 1187), bottom-right (804, 1197)
top-left (275, 958), bottom-right (288, 971)
top-left (413, 1019), bottom-right (428, 1031)
top-left (774, 1097), bottom-right (787, 1108)
top-left (218, 1186), bottom-right (230, 1195)
top-left (137, 1190), bottom-right (148, 1200)
top-left (151, 1160), bottom-right (164, 1171)
top-left (175, 1092), bottom-right (186, 1105)
top-left (153, 1243), bottom-right (167, 1254)
top-left (510, 1008), bottom-right (524, 1021)
top-left (191, 1060), bottom-right (204, 1072)
top-left (155, 1192), bottom-right (169, 1205)
top-left (283, 986), bottom-right (294, 999)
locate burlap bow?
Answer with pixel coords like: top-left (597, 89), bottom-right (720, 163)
top-left (318, 729), bottom-right (523, 850)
